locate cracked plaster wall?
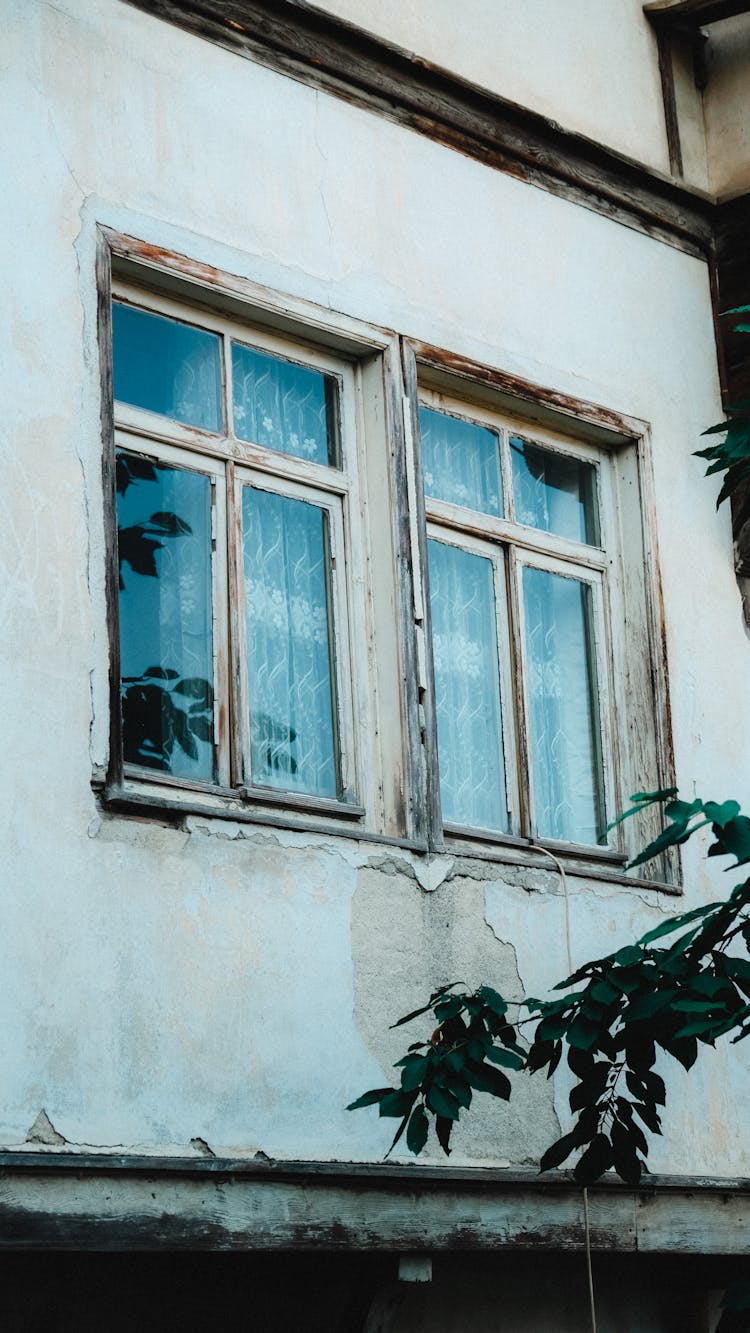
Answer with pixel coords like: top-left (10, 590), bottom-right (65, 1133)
top-left (1, 0), bottom-right (749, 1174)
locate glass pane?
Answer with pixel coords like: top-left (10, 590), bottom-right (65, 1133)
top-left (511, 437), bottom-right (599, 544)
top-left (523, 566), bottom-right (604, 844)
top-left (112, 303), bottom-right (223, 433)
top-left (243, 487), bottom-right (339, 798)
top-left (420, 407), bottom-right (503, 516)
top-left (428, 540), bottom-right (508, 831)
top-left (116, 452), bottom-right (215, 780)
top-left (232, 343), bottom-right (338, 466)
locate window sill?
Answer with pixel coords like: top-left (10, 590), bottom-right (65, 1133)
top-left (95, 780), bottom-right (681, 894)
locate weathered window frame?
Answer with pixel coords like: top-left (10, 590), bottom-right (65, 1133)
top-left (95, 230), bottom-right (676, 886)
top-left (96, 228), bottom-right (413, 842)
top-left (402, 341), bottom-right (677, 882)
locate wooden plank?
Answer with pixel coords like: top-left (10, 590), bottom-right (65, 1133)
top-left (644, 0), bottom-right (750, 25)
top-left (96, 228), bottom-right (123, 792)
top-left (0, 1155), bottom-right (746, 1253)
top-left (119, 0), bottom-right (715, 259)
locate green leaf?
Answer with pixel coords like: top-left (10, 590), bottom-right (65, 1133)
top-left (477, 985), bottom-right (508, 1018)
top-left (400, 1056), bottom-right (430, 1091)
top-left (406, 1104), bottom-right (429, 1155)
top-left (539, 1128), bottom-right (585, 1173)
top-left (391, 1001), bottom-right (439, 1029)
top-left (346, 1087), bottom-right (393, 1111)
top-left (613, 945), bottom-right (643, 966)
top-left (662, 1034), bottom-right (698, 1069)
top-left (590, 978), bottom-right (620, 1005)
top-left (709, 815), bottom-right (750, 866)
top-left (567, 1017), bottom-right (601, 1051)
top-left (703, 800), bottom-right (741, 828)
top-left (434, 995), bottom-right (465, 1022)
top-left (378, 1089), bottom-right (418, 1119)
top-left (606, 788), bottom-right (678, 832)
top-left (624, 989), bottom-right (678, 1022)
top-left (426, 1085), bottom-right (461, 1120)
top-left (638, 903), bottom-right (719, 945)
top-left (610, 1120), bottom-right (643, 1185)
top-left (435, 1115), bottom-right (453, 1155)
top-left (632, 1101), bottom-right (662, 1134)
top-left (386, 1113), bottom-right (410, 1156)
top-left (574, 1133), bottom-right (613, 1184)
top-left (465, 1061), bottom-right (512, 1100)
top-left (485, 1046), bottom-right (525, 1071)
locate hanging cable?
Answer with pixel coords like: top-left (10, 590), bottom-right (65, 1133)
top-left (532, 841), bottom-right (598, 1333)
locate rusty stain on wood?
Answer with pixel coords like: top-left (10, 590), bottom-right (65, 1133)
top-left (410, 341), bottom-right (644, 439)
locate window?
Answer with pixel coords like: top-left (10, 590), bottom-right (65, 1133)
top-left (107, 278), bottom-right (401, 828)
top-left (99, 235), bottom-right (673, 880)
top-left (419, 391), bottom-right (614, 850)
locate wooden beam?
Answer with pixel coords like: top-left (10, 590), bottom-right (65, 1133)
top-left (120, 0), bottom-right (714, 259)
top-left (644, 0), bottom-right (750, 25)
top-left (0, 1154), bottom-right (747, 1253)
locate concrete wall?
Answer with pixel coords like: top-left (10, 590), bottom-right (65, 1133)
top-left (309, 0), bottom-right (672, 175)
top-left (2, 0), bottom-right (749, 1181)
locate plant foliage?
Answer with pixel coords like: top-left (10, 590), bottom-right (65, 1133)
top-left (348, 791), bottom-right (750, 1184)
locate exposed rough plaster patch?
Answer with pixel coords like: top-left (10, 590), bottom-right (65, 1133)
top-left (351, 868), bottom-right (560, 1165)
top-left (26, 1109), bottom-right (66, 1146)
top-left (445, 859), bottom-right (560, 891)
top-left (185, 818), bottom-right (281, 846)
top-left (364, 855), bottom-right (417, 883)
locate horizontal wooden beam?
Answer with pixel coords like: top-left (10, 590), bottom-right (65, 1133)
top-left (644, 0), bottom-right (750, 26)
top-left (0, 1154), bottom-right (747, 1253)
top-left (121, 0), bottom-right (714, 259)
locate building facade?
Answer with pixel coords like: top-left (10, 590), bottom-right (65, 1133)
top-left (2, 0), bottom-right (750, 1326)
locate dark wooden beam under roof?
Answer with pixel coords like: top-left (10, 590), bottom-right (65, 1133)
top-left (122, 0), bottom-right (714, 259)
top-left (644, 0), bottom-right (750, 27)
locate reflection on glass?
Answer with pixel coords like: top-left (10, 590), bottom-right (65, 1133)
top-left (511, 438), bottom-right (599, 544)
top-left (523, 567), bottom-right (604, 844)
top-left (243, 488), bottom-right (339, 797)
top-left (420, 407), bottom-right (503, 516)
top-left (112, 303), bottom-right (223, 433)
top-left (116, 452), bottom-right (215, 780)
top-left (428, 540), bottom-right (508, 831)
top-left (233, 343), bottom-right (338, 466)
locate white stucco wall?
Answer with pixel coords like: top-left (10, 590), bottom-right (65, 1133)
top-left (2, 0), bottom-right (749, 1178)
top-left (308, 0), bottom-right (672, 174)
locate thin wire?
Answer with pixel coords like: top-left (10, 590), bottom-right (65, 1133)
top-left (532, 841), bottom-right (598, 1333)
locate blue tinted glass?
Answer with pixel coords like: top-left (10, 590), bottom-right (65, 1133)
top-left (511, 438), bottom-right (599, 544)
top-left (420, 407), bottom-right (502, 516)
top-left (233, 343), bottom-right (338, 466)
top-left (428, 539), bottom-right (508, 831)
top-left (112, 303), bottom-right (223, 433)
top-left (523, 567), bottom-right (604, 844)
top-left (116, 451), bottom-right (215, 781)
top-left (243, 487), bottom-right (339, 798)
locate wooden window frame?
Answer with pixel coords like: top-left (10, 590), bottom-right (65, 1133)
top-left (403, 341), bottom-right (678, 882)
top-left (97, 228), bottom-right (412, 841)
top-left (95, 229), bottom-right (677, 887)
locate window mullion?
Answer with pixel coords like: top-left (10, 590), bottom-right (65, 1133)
top-left (507, 544), bottom-right (534, 838)
top-left (226, 459), bottom-right (250, 789)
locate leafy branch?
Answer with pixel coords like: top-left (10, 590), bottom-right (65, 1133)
top-left (348, 790), bottom-right (750, 1184)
